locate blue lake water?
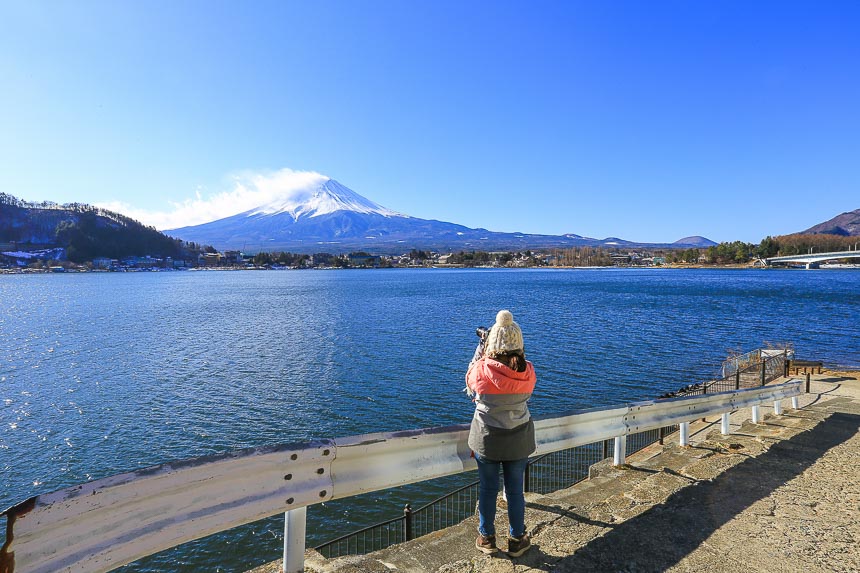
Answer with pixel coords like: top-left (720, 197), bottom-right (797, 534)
top-left (1, 268), bottom-right (858, 571)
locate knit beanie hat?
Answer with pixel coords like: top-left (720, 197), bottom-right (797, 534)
top-left (485, 310), bottom-right (524, 358)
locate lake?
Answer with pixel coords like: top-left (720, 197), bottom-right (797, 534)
top-left (1, 268), bottom-right (858, 571)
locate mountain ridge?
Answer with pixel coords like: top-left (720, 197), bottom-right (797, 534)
top-left (673, 236), bottom-right (717, 248)
top-left (167, 178), bottom-right (715, 253)
top-left (802, 209), bottom-right (860, 236)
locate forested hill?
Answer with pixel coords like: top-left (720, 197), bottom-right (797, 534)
top-left (0, 193), bottom-right (203, 262)
top-left (802, 208), bottom-right (860, 236)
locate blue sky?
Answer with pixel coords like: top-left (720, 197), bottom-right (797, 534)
top-left (1, 1), bottom-right (858, 244)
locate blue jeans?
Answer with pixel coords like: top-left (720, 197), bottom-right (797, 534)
top-left (475, 454), bottom-right (528, 538)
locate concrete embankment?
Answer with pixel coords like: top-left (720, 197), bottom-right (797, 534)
top-left (250, 372), bottom-right (860, 573)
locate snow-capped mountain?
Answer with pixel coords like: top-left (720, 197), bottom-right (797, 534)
top-left (167, 178), bottom-right (712, 253)
top-left (247, 178), bottom-right (403, 220)
top-left (169, 178), bottom-right (472, 252)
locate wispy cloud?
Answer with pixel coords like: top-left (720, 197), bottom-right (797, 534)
top-left (96, 168), bottom-right (329, 231)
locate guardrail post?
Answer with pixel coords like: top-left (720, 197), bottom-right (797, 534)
top-left (283, 507), bottom-right (307, 573)
top-left (791, 396), bottom-right (800, 409)
top-left (806, 373), bottom-right (811, 393)
top-left (760, 361), bottom-right (766, 386)
top-left (679, 422), bottom-right (689, 447)
top-left (613, 435), bottom-right (626, 466)
top-left (735, 370), bottom-right (740, 390)
top-left (721, 412), bottom-right (730, 435)
top-left (751, 405), bottom-right (761, 424)
top-left (773, 400), bottom-right (783, 416)
top-left (404, 504), bottom-right (413, 541)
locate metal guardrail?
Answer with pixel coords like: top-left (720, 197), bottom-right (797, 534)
top-left (317, 353), bottom-right (800, 559)
top-left (316, 424), bottom-right (679, 558)
top-left (1, 380), bottom-right (803, 573)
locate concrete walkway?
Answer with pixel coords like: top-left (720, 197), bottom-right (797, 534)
top-left (251, 372), bottom-right (860, 573)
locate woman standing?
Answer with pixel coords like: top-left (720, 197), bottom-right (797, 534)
top-left (466, 310), bottom-right (536, 557)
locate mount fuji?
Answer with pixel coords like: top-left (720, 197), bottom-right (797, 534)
top-left (167, 178), bottom-right (709, 253)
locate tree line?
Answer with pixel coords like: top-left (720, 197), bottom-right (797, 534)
top-left (659, 233), bottom-right (859, 265)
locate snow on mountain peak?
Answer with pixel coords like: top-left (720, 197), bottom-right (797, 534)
top-left (248, 178), bottom-right (403, 220)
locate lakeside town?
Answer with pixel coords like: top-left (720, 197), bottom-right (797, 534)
top-left (0, 248), bottom-right (657, 273)
top-left (3, 245), bottom-right (859, 274)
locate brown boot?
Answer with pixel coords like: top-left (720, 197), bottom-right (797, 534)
top-left (475, 534), bottom-right (498, 554)
top-left (507, 533), bottom-right (531, 557)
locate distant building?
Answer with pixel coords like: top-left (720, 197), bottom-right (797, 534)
top-left (92, 257), bottom-right (113, 269)
top-left (348, 254), bottom-right (379, 267)
top-left (122, 256), bottom-right (159, 268)
top-left (223, 251), bottom-right (243, 265)
top-left (198, 253), bottom-right (222, 267)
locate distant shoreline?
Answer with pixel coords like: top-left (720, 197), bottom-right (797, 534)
top-left (3, 263), bottom-right (860, 275)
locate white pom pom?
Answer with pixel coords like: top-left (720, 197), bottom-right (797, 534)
top-left (495, 310), bottom-right (513, 326)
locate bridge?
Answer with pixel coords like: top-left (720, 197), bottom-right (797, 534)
top-left (763, 249), bottom-right (860, 269)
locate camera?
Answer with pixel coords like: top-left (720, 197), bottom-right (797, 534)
top-left (476, 326), bottom-right (490, 340)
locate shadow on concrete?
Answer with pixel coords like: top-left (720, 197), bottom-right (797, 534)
top-left (528, 502), bottom-right (613, 529)
top-left (522, 411), bottom-right (859, 572)
top-left (804, 385), bottom-right (841, 407)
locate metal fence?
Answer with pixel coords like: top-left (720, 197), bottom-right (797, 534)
top-left (721, 348), bottom-right (762, 378)
top-left (675, 351), bottom-right (788, 398)
top-left (721, 346), bottom-right (793, 378)
top-left (316, 512), bottom-right (408, 558)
